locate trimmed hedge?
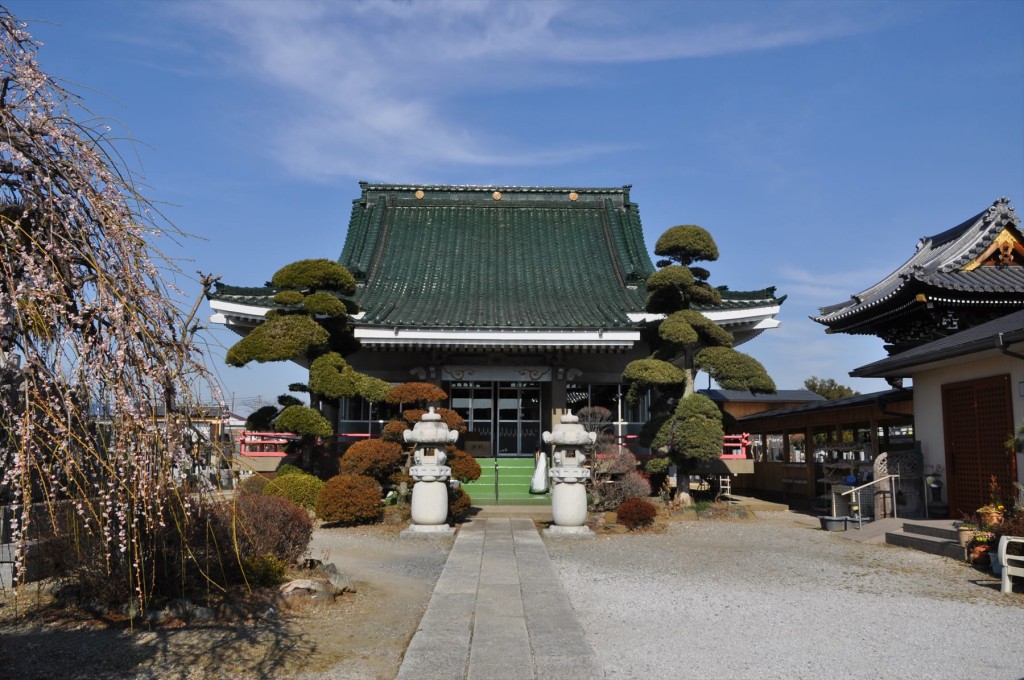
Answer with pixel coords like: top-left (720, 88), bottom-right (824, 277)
top-left (211, 494), bottom-right (313, 571)
top-left (386, 382), bottom-right (447, 404)
top-left (340, 439), bottom-right (405, 487)
top-left (275, 404), bottom-right (333, 438)
top-left (616, 497), bottom-right (657, 530)
top-left (316, 474), bottom-right (383, 525)
top-left (264, 472), bottom-right (323, 512)
top-left (271, 258), bottom-right (356, 295)
top-left (448, 449), bottom-right (482, 484)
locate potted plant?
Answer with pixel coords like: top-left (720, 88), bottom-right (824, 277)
top-left (954, 519), bottom-right (978, 547)
top-left (969, 530), bottom-right (996, 566)
top-left (976, 475), bottom-right (1006, 527)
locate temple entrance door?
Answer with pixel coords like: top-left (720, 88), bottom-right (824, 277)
top-left (942, 374), bottom-right (1015, 517)
top-left (449, 381), bottom-right (542, 457)
top-left (450, 381), bottom-right (546, 505)
top-left (496, 382), bottom-right (542, 457)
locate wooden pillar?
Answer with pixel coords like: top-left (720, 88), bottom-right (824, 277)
top-left (805, 425), bottom-right (816, 500)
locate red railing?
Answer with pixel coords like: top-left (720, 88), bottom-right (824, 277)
top-left (237, 430), bottom-right (301, 457)
top-left (722, 433), bottom-right (750, 459)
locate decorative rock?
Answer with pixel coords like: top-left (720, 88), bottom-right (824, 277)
top-left (190, 606), bottom-right (216, 623)
top-left (316, 563), bottom-right (356, 593)
top-left (144, 608), bottom-right (168, 624)
top-left (215, 602), bottom-right (252, 622)
top-left (279, 577), bottom-right (338, 602)
top-left (165, 598), bottom-right (193, 620)
top-left (119, 601), bottom-right (142, 619)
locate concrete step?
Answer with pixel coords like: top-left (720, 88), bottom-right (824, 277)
top-left (901, 520), bottom-right (958, 542)
top-left (885, 529), bottom-right (966, 560)
top-left (831, 516), bottom-right (900, 544)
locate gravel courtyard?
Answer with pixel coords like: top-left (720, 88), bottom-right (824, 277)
top-left (546, 512), bottom-right (1023, 680)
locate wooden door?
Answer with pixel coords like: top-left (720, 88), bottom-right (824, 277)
top-left (942, 374), bottom-right (1015, 517)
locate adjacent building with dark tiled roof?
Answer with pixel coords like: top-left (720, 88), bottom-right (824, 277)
top-left (813, 198), bottom-right (1024, 355)
top-left (209, 182), bottom-right (785, 466)
top-left (850, 309), bottom-right (1023, 517)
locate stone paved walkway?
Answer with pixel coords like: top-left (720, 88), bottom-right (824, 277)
top-left (396, 518), bottom-right (603, 680)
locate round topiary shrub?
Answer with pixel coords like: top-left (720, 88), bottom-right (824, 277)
top-left (210, 494), bottom-right (314, 572)
top-left (237, 474), bottom-right (270, 496)
top-left (386, 382), bottom-right (447, 404)
top-left (616, 497), bottom-right (658, 530)
top-left (448, 449), bottom-right (482, 483)
top-left (275, 464), bottom-right (305, 477)
top-left (340, 438), bottom-right (405, 487)
top-left (381, 420), bottom-right (410, 442)
top-left (264, 472), bottom-right (323, 512)
top-left (448, 487), bottom-right (472, 523)
top-left (316, 474), bottom-right (383, 525)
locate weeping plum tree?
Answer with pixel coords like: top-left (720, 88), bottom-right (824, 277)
top-left (223, 258), bottom-right (389, 465)
top-left (0, 8), bottom-right (219, 603)
top-left (624, 225), bottom-right (775, 465)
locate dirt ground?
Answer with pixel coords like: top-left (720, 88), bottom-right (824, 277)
top-left (0, 524), bottom-right (454, 680)
top-left (0, 502), bottom-right (744, 679)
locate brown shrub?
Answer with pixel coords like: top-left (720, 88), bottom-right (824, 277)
top-left (382, 420), bottom-right (409, 442)
top-left (436, 407), bottom-right (466, 433)
top-left (386, 382), bottom-right (448, 404)
top-left (448, 448), bottom-right (482, 483)
top-left (403, 408), bottom-right (428, 424)
top-left (449, 487), bottom-right (472, 523)
top-left (237, 474), bottom-right (269, 496)
top-left (616, 497), bottom-right (657, 530)
top-left (316, 474), bottom-right (383, 525)
top-left (212, 494), bottom-right (313, 567)
top-left (340, 438), bottom-right (405, 486)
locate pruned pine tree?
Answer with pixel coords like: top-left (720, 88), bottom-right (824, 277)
top-left (623, 225), bottom-right (775, 465)
top-left (225, 259), bottom-right (389, 462)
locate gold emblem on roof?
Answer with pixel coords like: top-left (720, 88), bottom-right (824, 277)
top-left (492, 191), bottom-right (502, 201)
top-left (414, 189), bottom-right (425, 199)
top-left (569, 192), bottom-right (579, 201)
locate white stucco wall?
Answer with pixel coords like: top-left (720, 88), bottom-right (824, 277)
top-left (910, 343), bottom-right (1024, 487)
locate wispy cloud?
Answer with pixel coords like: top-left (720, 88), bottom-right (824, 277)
top-left (778, 264), bottom-right (894, 306)
top-left (176, 0), bottom-right (874, 181)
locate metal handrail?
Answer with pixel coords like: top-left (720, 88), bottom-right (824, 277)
top-left (840, 474), bottom-right (899, 497)
top-left (833, 474), bottom-right (901, 529)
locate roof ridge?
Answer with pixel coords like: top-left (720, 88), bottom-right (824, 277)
top-left (359, 181), bottom-right (631, 193)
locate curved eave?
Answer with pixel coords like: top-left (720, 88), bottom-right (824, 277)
top-left (210, 299), bottom-right (782, 350)
top-left (629, 302), bottom-right (783, 347)
top-left (209, 299), bottom-right (272, 336)
top-left (353, 326), bottom-right (640, 352)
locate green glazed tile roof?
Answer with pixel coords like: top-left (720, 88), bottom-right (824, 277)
top-left (338, 183), bottom-right (655, 329)
top-left (208, 183), bottom-right (787, 331)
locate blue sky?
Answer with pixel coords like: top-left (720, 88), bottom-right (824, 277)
top-left (18, 0), bottom-right (1024, 412)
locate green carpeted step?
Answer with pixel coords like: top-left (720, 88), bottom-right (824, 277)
top-left (463, 457), bottom-right (550, 506)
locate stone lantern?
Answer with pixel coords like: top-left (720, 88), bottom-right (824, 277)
top-left (400, 407), bottom-right (458, 537)
top-left (543, 411), bottom-right (595, 537)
